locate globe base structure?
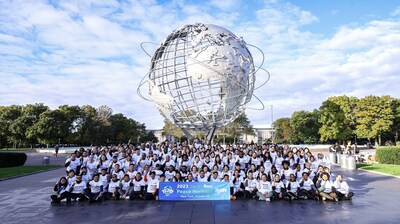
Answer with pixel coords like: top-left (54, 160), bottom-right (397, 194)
top-left (138, 23), bottom-right (269, 142)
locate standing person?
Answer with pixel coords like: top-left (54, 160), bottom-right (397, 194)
top-left (54, 144), bottom-right (59, 157)
top-left (65, 153), bottom-right (82, 175)
top-left (333, 174), bottom-right (354, 200)
top-left (50, 177), bottom-right (70, 203)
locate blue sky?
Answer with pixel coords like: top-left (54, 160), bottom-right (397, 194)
top-left (1, 0), bottom-right (399, 129)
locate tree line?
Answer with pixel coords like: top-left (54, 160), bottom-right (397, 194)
top-left (0, 104), bottom-right (157, 148)
top-left (273, 95), bottom-right (400, 146)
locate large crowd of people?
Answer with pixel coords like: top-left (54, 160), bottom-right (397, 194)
top-left (51, 140), bottom-right (354, 203)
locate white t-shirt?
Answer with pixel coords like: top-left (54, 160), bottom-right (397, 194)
top-left (89, 180), bottom-right (103, 193)
top-left (257, 180), bottom-right (272, 194)
top-left (108, 180), bottom-right (120, 193)
top-left (71, 181), bottom-right (87, 194)
top-left (147, 178), bottom-right (159, 193)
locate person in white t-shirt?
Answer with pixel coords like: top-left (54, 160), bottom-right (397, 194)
top-left (316, 172), bottom-right (337, 201)
top-left (284, 173), bottom-right (300, 201)
top-left (333, 174), bottom-right (354, 200)
top-left (129, 173), bottom-right (146, 200)
top-left (256, 174), bottom-right (273, 202)
top-left (68, 175), bottom-right (87, 202)
top-left (298, 172), bottom-right (318, 200)
top-left (243, 171), bottom-right (258, 199)
top-left (144, 171), bottom-right (159, 200)
top-left (105, 174), bottom-right (121, 200)
top-left (85, 174), bottom-right (104, 203)
top-left (271, 174), bottom-right (285, 200)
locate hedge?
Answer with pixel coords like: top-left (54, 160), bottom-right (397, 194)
top-left (0, 152), bottom-right (27, 167)
top-left (377, 147), bottom-right (400, 165)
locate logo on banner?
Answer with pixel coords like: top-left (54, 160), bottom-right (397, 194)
top-left (162, 186), bottom-right (174, 196)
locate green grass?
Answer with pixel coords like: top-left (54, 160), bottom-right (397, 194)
top-left (0, 165), bottom-right (60, 180)
top-left (357, 163), bottom-right (400, 176)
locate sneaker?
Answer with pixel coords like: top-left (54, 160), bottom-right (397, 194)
top-left (322, 197), bottom-right (326, 201)
top-left (266, 198), bottom-right (270, 202)
top-left (125, 196), bottom-right (130, 200)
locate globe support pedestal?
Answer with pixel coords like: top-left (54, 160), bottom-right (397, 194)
top-left (182, 129), bottom-right (194, 143)
top-left (206, 126), bottom-right (217, 143)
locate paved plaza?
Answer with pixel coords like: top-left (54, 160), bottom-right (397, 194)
top-left (0, 154), bottom-right (399, 224)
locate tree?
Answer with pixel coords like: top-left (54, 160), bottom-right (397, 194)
top-left (273, 117), bottom-right (292, 143)
top-left (355, 95), bottom-right (395, 146)
top-left (162, 120), bottom-right (183, 140)
top-left (140, 130), bottom-right (158, 143)
top-left (31, 109), bottom-right (70, 146)
top-left (318, 96), bottom-right (358, 143)
top-left (225, 113), bottom-right (254, 144)
top-left (290, 110), bottom-right (320, 144)
top-left (0, 105), bottom-right (22, 148)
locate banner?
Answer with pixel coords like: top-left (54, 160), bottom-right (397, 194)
top-left (158, 182), bottom-right (230, 201)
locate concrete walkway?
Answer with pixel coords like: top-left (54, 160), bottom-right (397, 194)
top-left (0, 160), bottom-right (399, 224)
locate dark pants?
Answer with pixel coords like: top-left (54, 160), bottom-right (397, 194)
top-left (336, 191), bottom-right (354, 200)
top-left (129, 191), bottom-right (143, 200)
top-left (85, 192), bottom-right (103, 202)
top-left (50, 192), bottom-right (69, 202)
top-left (104, 191), bottom-right (121, 200)
top-left (284, 191), bottom-right (298, 200)
top-left (298, 189), bottom-right (316, 199)
top-left (69, 192), bottom-right (86, 201)
top-left (144, 192), bottom-right (156, 200)
top-left (244, 189), bottom-right (257, 199)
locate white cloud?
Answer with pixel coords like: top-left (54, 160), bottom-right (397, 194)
top-left (0, 0), bottom-right (399, 130)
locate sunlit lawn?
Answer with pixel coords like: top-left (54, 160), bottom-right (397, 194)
top-left (357, 163), bottom-right (400, 176)
top-left (0, 165), bottom-right (60, 180)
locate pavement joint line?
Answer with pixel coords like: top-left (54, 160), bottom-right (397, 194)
top-left (0, 166), bottom-right (64, 182)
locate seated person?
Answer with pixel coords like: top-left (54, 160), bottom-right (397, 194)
top-left (285, 173), bottom-right (300, 201)
top-left (333, 174), bottom-right (354, 200)
top-left (68, 175), bottom-right (87, 202)
top-left (50, 177), bottom-right (70, 203)
top-left (316, 172), bottom-right (337, 201)
top-left (256, 174), bottom-right (273, 202)
top-left (298, 172), bottom-right (318, 200)
top-left (105, 174), bottom-right (121, 200)
top-left (85, 174), bottom-right (104, 203)
top-left (271, 174), bottom-right (285, 200)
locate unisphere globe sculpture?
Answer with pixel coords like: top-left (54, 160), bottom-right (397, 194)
top-left (138, 23), bottom-right (268, 139)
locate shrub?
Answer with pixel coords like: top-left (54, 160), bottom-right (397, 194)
top-left (376, 147), bottom-right (400, 165)
top-left (0, 152), bottom-right (27, 167)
